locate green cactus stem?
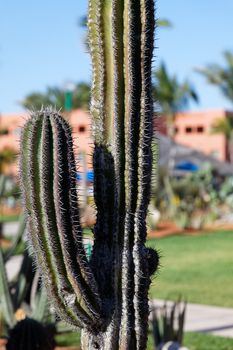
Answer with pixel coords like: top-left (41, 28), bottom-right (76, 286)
top-left (20, 112), bottom-right (103, 331)
top-left (20, 0), bottom-right (159, 348)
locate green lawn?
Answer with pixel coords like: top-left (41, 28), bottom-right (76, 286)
top-left (183, 332), bottom-right (233, 350)
top-left (0, 214), bottom-right (20, 223)
top-left (148, 230), bottom-right (233, 307)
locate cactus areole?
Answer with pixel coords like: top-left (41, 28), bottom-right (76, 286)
top-left (20, 0), bottom-right (159, 349)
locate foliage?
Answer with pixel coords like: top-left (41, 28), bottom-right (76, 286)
top-left (211, 117), bottom-right (233, 162)
top-left (21, 82), bottom-right (90, 111)
top-left (151, 300), bottom-right (186, 349)
top-left (0, 148), bottom-right (16, 174)
top-left (183, 332), bottom-right (233, 350)
top-left (196, 50), bottom-right (233, 104)
top-left (0, 128), bottom-right (8, 136)
top-left (153, 63), bottom-right (198, 137)
top-left (212, 117), bottom-right (233, 140)
top-left (148, 231), bottom-right (233, 307)
top-left (153, 63), bottom-right (198, 115)
top-left (19, 0), bottom-right (158, 348)
top-left (153, 165), bottom-right (233, 229)
top-left (55, 331), bottom-right (81, 347)
top-left (0, 215), bottom-right (51, 337)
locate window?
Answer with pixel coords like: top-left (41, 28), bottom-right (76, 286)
top-left (185, 126), bottom-right (192, 133)
top-left (0, 128), bottom-right (9, 135)
top-left (79, 126), bottom-right (86, 133)
top-left (197, 126), bottom-right (204, 133)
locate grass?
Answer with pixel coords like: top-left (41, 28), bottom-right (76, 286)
top-left (0, 215), bottom-right (20, 223)
top-left (183, 332), bottom-right (233, 350)
top-left (55, 331), bottom-right (233, 350)
top-left (55, 332), bottom-right (81, 347)
top-left (148, 230), bottom-right (233, 307)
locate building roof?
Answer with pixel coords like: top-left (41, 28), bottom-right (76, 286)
top-left (158, 133), bottom-right (233, 176)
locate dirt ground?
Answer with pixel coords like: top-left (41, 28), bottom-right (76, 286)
top-left (148, 221), bottom-right (233, 239)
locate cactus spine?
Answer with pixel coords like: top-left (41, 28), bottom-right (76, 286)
top-left (20, 0), bottom-right (158, 349)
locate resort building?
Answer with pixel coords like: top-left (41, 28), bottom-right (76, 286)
top-left (1, 108), bottom-right (233, 176)
top-left (0, 109), bottom-right (93, 176)
top-left (157, 109), bottom-right (233, 162)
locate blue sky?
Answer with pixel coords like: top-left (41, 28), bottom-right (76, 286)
top-left (0, 0), bottom-right (233, 113)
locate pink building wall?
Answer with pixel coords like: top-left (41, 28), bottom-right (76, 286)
top-left (174, 110), bottom-right (230, 161)
top-left (0, 110), bottom-right (93, 175)
top-left (1, 108), bottom-right (233, 176)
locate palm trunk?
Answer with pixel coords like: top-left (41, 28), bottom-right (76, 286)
top-left (228, 134), bottom-right (233, 163)
top-left (166, 112), bottom-right (176, 139)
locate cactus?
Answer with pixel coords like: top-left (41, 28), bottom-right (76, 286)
top-left (6, 318), bottom-right (55, 350)
top-left (19, 0), bottom-right (159, 348)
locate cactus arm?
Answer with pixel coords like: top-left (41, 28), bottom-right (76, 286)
top-left (120, 0), bottom-right (143, 346)
top-left (88, 0), bottom-right (105, 144)
top-left (0, 247), bottom-right (15, 327)
top-left (20, 112), bottom-right (103, 330)
top-left (102, 1), bottom-right (114, 144)
top-left (50, 116), bottom-right (102, 320)
top-left (90, 145), bottom-right (118, 319)
top-left (112, 0), bottom-right (126, 244)
top-left (133, 1), bottom-right (156, 348)
top-left (24, 116), bottom-right (85, 328)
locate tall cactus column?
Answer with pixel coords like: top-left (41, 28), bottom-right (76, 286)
top-left (86, 0), bottom-right (158, 348)
top-left (20, 0), bottom-right (158, 349)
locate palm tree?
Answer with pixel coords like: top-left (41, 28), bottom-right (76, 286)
top-left (196, 51), bottom-right (233, 103)
top-left (21, 82), bottom-right (90, 111)
top-left (153, 62), bottom-right (198, 137)
top-left (211, 117), bottom-right (233, 163)
top-left (195, 51), bottom-right (233, 162)
top-left (0, 148), bottom-right (16, 174)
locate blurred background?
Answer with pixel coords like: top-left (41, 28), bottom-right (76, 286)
top-left (0, 1), bottom-right (233, 349)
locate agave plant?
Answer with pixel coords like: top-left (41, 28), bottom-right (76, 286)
top-left (20, 0), bottom-right (159, 348)
top-left (151, 300), bottom-right (187, 350)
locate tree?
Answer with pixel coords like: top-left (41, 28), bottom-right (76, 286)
top-left (21, 82), bottom-right (90, 111)
top-left (196, 51), bottom-right (233, 104)
top-left (153, 62), bottom-right (198, 137)
top-left (195, 51), bottom-right (233, 162)
top-left (211, 117), bottom-right (233, 162)
top-left (0, 148), bottom-right (16, 174)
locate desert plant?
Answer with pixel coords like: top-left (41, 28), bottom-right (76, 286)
top-left (151, 300), bottom-right (186, 350)
top-left (6, 318), bottom-right (55, 350)
top-left (19, 0), bottom-right (159, 348)
top-left (0, 216), bottom-right (50, 333)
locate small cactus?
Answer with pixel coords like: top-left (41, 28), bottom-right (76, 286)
top-left (20, 0), bottom-right (159, 348)
top-left (6, 318), bottom-right (55, 350)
